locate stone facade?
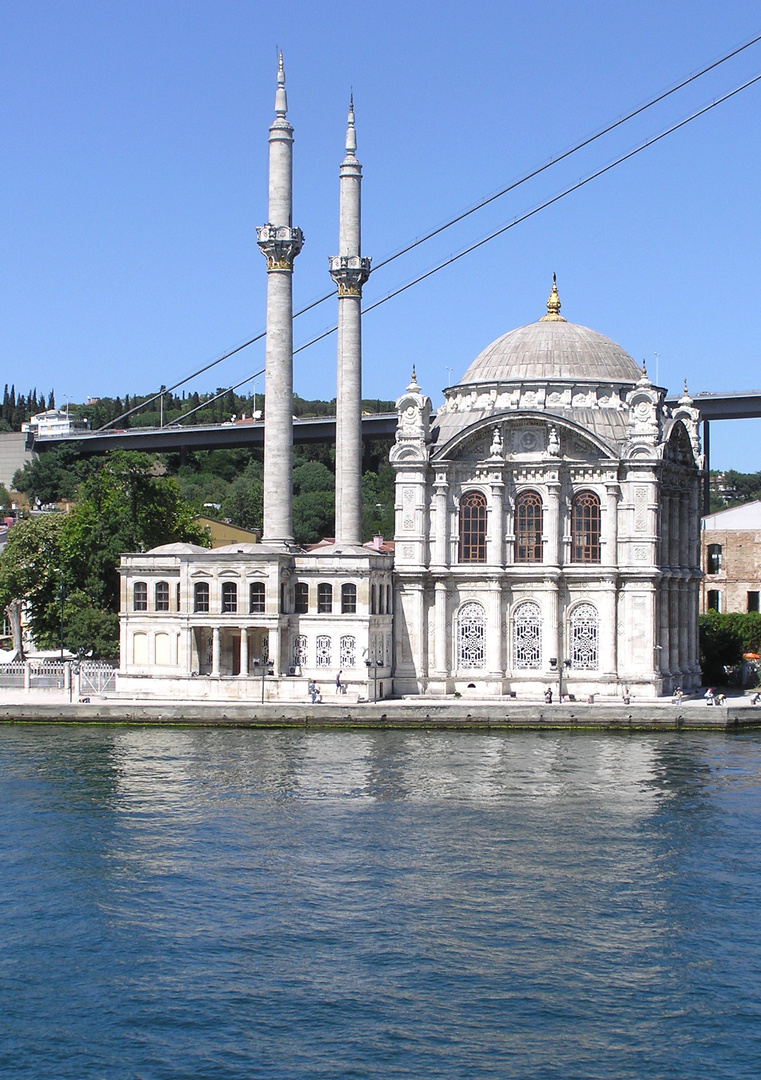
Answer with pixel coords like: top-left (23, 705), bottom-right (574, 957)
top-left (119, 543), bottom-right (393, 701)
top-left (390, 288), bottom-right (704, 699)
top-left (701, 501), bottom-right (761, 614)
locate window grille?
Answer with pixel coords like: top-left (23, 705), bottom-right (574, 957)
top-left (459, 491), bottom-right (487, 562)
top-left (155, 581), bottom-right (169, 612)
top-left (457, 601), bottom-right (486, 668)
top-left (570, 603), bottom-right (599, 669)
top-left (133, 582), bottom-right (147, 612)
top-left (513, 601), bottom-right (542, 668)
top-left (515, 490), bottom-right (543, 562)
top-left (194, 582), bottom-right (210, 613)
top-left (316, 634), bottom-right (331, 666)
top-left (293, 634), bottom-right (307, 666)
top-left (571, 491), bottom-right (601, 563)
top-left (340, 635), bottom-right (356, 667)
top-left (250, 581), bottom-right (265, 613)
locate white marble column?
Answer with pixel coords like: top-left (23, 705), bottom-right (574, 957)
top-left (432, 477), bottom-right (449, 568)
top-left (212, 627), bottom-right (221, 677)
top-left (488, 480), bottom-right (505, 567)
top-left (545, 481), bottom-right (560, 566)
top-left (434, 580), bottom-right (448, 675)
top-left (604, 483), bottom-right (619, 567)
top-left (330, 100), bottom-right (371, 546)
top-left (239, 628), bottom-right (249, 677)
top-left (545, 580), bottom-right (559, 672)
top-left (487, 580), bottom-right (503, 675)
top-left (257, 55), bottom-right (303, 545)
top-left (600, 581), bottom-right (617, 675)
top-left (659, 583), bottom-right (670, 675)
top-left (668, 584), bottom-right (679, 673)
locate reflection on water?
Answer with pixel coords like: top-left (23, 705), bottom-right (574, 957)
top-left (1, 727), bottom-right (760, 1079)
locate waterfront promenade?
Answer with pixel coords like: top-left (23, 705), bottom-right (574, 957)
top-left (1, 686), bottom-right (760, 730)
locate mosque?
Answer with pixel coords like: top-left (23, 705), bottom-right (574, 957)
top-left (118, 59), bottom-right (704, 702)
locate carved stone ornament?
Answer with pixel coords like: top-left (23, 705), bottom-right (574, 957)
top-left (489, 426), bottom-right (504, 458)
top-left (547, 425), bottom-right (560, 456)
top-left (256, 224), bottom-right (304, 270)
top-left (328, 254), bottom-right (371, 297)
top-left (391, 367), bottom-right (432, 463)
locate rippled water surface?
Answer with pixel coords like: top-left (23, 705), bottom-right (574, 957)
top-left (2, 727), bottom-right (761, 1078)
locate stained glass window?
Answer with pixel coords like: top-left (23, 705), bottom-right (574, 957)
top-left (572, 491), bottom-right (601, 563)
top-left (515, 490), bottom-right (543, 562)
top-left (459, 491), bottom-right (487, 563)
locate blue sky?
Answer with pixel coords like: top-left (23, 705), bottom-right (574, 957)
top-left (1, 1), bottom-right (760, 469)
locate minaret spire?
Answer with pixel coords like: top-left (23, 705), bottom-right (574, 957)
top-left (256, 54), bottom-right (304, 544)
top-left (329, 96), bottom-right (372, 546)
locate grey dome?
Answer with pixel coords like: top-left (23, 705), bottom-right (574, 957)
top-left (458, 319), bottom-right (642, 387)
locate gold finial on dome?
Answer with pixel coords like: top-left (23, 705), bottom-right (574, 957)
top-left (540, 273), bottom-right (566, 322)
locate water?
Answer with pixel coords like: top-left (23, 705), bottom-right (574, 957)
top-left (2, 727), bottom-right (761, 1079)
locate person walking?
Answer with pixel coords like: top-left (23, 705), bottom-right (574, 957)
top-left (335, 670), bottom-right (342, 694)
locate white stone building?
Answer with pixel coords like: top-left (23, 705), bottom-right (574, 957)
top-left (118, 60), bottom-right (703, 702)
top-left (390, 282), bottom-right (704, 699)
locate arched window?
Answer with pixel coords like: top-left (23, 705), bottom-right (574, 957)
top-left (459, 491), bottom-right (487, 562)
top-left (222, 582), bottom-right (237, 613)
top-left (176, 582), bottom-right (181, 612)
top-left (513, 601), bottom-right (542, 668)
top-left (572, 491), bottom-right (601, 563)
top-left (294, 582), bottom-right (309, 614)
top-left (133, 582), bottom-right (147, 611)
top-left (293, 635), bottom-right (307, 666)
top-left (250, 581), bottom-right (265, 613)
top-left (371, 583), bottom-right (377, 614)
top-left (318, 583), bottom-right (333, 614)
top-left (457, 602), bottom-right (486, 669)
top-left (515, 490), bottom-right (543, 562)
top-left (340, 635), bottom-right (356, 667)
top-left (155, 581), bottom-right (169, 612)
top-left (316, 634), bottom-right (331, 666)
top-left (570, 603), bottom-right (599, 670)
top-left (194, 582), bottom-right (210, 613)
top-left (341, 583), bottom-right (357, 614)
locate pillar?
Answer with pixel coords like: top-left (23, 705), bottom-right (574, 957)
top-left (257, 55), bottom-right (303, 545)
top-left (239, 628), bottom-right (249, 677)
top-left (545, 481), bottom-right (560, 566)
top-left (212, 627), bottom-right (221, 677)
top-left (488, 480), bottom-right (505, 567)
top-left (330, 100), bottom-right (371, 546)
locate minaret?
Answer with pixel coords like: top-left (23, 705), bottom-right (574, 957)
top-left (329, 97), bottom-right (371, 546)
top-left (256, 54), bottom-right (303, 544)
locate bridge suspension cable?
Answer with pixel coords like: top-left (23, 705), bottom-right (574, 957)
top-left (100, 35), bottom-right (761, 430)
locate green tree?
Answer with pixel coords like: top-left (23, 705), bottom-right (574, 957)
top-left (293, 490), bottom-right (335, 545)
top-left (699, 612), bottom-right (745, 685)
top-left (0, 451), bottom-right (207, 657)
top-left (221, 477), bottom-right (264, 532)
top-left (0, 514), bottom-right (66, 648)
top-left (293, 460), bottom-right (334, 494)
